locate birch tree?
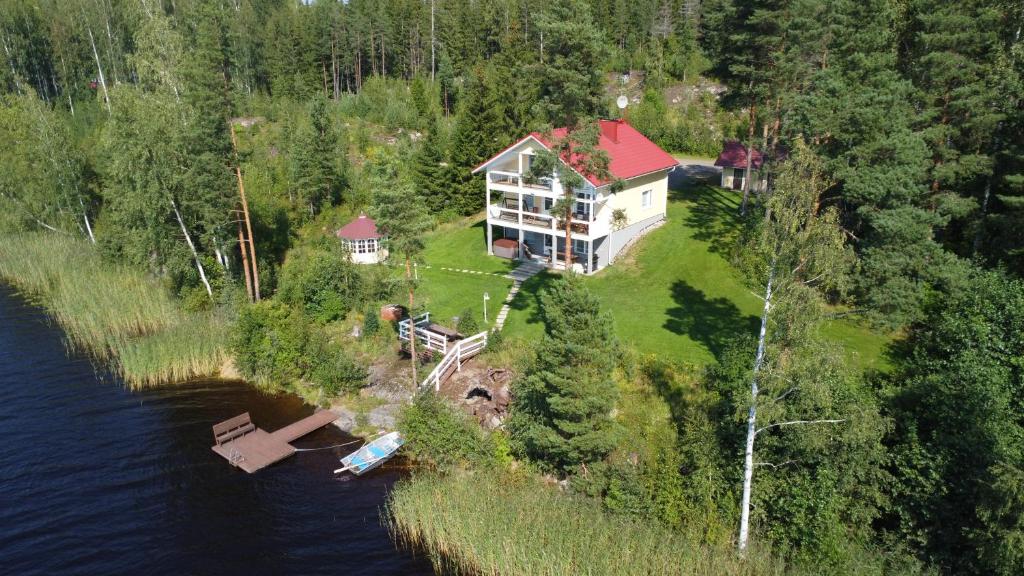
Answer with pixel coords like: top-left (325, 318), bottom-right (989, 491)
top-left (734, 140), bottom-right (855, 551)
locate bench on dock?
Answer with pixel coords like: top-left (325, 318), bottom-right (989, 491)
top-left (211, 410), bottom-right (339, 474)
top-left (213, 412), bottom-right (256, 446)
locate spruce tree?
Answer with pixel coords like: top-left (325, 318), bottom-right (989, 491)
top-left (411, 112), bottom-right (451, 214)
top-left (447, 67), bottom-right (493, 215)
top-left (372, 180), bottom-right (432, 384)
top-left (509, 274), bottom-right (621, 473)
top-left (290, 95), bottom-right (341, 218)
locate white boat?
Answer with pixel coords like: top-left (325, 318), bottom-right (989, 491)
top-left (333, 431), bottom-right (405, 475)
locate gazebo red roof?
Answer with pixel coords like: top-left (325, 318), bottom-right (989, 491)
top-left (714, 140), bottom-right (764, 170)
top-left (474, 120), bottom-right (678, 187)
top-left (336, 213), bottom-right (382, 240)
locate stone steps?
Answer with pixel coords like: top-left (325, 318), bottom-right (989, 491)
top-left (494, 261), bottom-right (544, 331)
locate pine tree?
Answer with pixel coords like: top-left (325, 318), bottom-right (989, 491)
top-left (531, 0), bottom-right (607, 126)
top-left (508, 273), bottom-right (621, 473)
top-left (790, 0), bottom-right (972, 328)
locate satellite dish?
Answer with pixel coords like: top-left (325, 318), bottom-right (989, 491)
top-left (616, 95), bottom-right (629, 110)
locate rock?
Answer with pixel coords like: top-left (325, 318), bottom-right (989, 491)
top-left (367, 404), bottom-right (401, 430)
top-left (331, 406), bottom-right (358, 433)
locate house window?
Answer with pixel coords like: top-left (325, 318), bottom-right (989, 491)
top-left (573, 239), bottom-right (587, 254)
top-left (544, 197), bottom-right (554, 211)
top-left (641, 189), bottom-right (652, 208)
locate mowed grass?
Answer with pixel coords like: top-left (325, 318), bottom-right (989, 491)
top-left (413, 266), bottom-right (513, 330)
top-left (421, 217), bottom-right (517, 275)
top-left (445, 185), bottom-right (889, 371)
top-left (388, 471), bottom-right (791, 576)
top-left (0, 234), bottom-right (228, 387)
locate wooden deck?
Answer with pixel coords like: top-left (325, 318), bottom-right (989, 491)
top-left (211, 411), bottom-right (339, 473)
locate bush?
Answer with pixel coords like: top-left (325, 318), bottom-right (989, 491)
top-left (307, 336), bottom-right (368, 395)
top-left (277, 246), bottom-right (364, 322)
top-left (398, 393), bottom-right (497, 469)
top-left (362, 306), bottom-right (380, 336)
top-left (456, 307), bottom-right (479, 334)
top-left (485, 327), bottom-right (503, 351)
top-left (231, 301), bottom-right (309, 381)
top-left (232, 301), bottom-right (366, 395)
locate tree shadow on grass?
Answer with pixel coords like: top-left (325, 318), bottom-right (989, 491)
top-left (681, 184), bottom-right (747, 259)
top-left (505, 271), bottom-right (557, 331)
top-left (663, 280), bottom-right (760, 361)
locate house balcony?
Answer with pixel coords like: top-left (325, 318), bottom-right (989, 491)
top-left (487, 203), bottom-right (597, 238)
top-left (487, 170), bottom-right (554, 194)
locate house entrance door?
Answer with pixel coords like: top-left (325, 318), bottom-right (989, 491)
top-left (732, 168), bottom-right (745, 190)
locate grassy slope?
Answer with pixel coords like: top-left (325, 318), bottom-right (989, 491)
top-left (416, 216), bottom-right (516, 330)
top-left (420, 187), bottom-right (889, 370)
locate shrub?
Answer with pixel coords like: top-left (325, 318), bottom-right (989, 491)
top-left (307, 340), bottom-right (368, 395)
top-left (277, 246), bottom-right (364, 322)
top-left (398, 393), bottom-right (497, 469)
top-left (231, 301), bottom-right (309, 381)
top-left (485, 327), bottom-right (503, 351)
top-left (456, 307), bottom-right (479, 334)
top-left (362, 305), bottom-right (380, 336)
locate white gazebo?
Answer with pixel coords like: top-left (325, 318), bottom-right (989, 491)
top-left (336, 213), bottom-right (388, 264)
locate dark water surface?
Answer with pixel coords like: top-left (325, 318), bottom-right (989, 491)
top-left (0, 286), bottom-right (434, 576)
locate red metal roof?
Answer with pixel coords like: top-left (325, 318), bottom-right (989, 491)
top-left (336, 213), bottom-right (382, 240)
top-left (474, 120), bottom-right (678, 187)
top-left (714, 140), bottom-right (764, 170)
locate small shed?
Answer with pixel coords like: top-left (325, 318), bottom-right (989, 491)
top-left (714, 140), bottom-right (768, 192)
top-left (492, 238), bottom-right (520, 259)
top-left (337, 213), bottom-right (388, 264)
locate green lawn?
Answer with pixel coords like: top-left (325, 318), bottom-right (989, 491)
top-left (420, 188), bottom-right (890, 371)
top-left (421, 217), bottom-right (517, 275)
top-left (412, 266), bottom-right (513, 331)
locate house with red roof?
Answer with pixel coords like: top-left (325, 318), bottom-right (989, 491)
top-left (336, 213), bottom-right (387, 264)
top-left (714, 140), bottom-right (768, 192)
top-left (472, 119), bottom-right (677, 274)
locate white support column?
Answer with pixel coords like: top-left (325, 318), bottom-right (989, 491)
top-left (487, 221), bottom-right (493, 255)
top-left (518, 227), bottom-right (524, 260)
top-left (588, 239), bottom-right (593, 274)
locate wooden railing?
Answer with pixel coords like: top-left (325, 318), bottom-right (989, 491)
top-left (420, 331), bottom-right (489, 391)
top-left (398, 313), bottom-right (450, 354)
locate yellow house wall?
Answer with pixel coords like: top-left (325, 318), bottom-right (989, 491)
top-left (605, 170), bottom-right (669, 226)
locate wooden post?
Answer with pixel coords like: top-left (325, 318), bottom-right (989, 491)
top-left (230, 123), bottom-right (260, 301)
top-left (237, 222), bottom-right (254, 302)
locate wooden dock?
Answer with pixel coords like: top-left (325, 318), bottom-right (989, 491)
top-left (211, 411), bottom-right (339, 473)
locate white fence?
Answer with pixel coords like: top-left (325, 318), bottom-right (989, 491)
top-left (397, 312), bottom-right (450, 354)
top-left (419, 331), bottom-right (489, 391)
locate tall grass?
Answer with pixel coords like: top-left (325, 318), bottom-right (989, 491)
top-left (387, 472), bottom-right (792, 576)
top-left (0, 233), bottom-right (227, 387)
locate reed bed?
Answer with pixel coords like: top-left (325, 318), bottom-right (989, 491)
top-left (387, 472), bottom-right (789, 576)
top-left (0, 234), bottom-right (227, 387)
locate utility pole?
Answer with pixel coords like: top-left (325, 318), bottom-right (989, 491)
top-left (430, 0), bottom-right (436, 81)
top-left (229, 123), bottom-right (261, 301)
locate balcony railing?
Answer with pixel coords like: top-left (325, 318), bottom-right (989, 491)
top-left (488, 170), bottom-right (553, 191)
top-left (489, 171), bottom-right (521, 186)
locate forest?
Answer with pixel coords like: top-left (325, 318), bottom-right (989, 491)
top-left (1, 0), bottom-right (1023, 574)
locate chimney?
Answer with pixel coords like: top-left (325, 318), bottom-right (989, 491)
top-left (600, 119), bottom-right (620, 143)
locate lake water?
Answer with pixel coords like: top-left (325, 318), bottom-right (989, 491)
top-left (0, 285), bottom-right (434, 575)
